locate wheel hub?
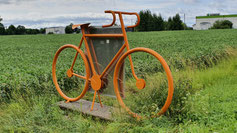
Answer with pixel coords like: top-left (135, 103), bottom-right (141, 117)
top-left (136, 79), bottom-right (146, 90)
top-left (91, 74), bottom-right (102, 91)
top-left (67, 69), bottom-right (73, 77)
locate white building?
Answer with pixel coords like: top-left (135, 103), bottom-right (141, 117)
top-left (193, 14), bottom-right (237, 30)
top-left (45, 27), bottom-right (65, 34)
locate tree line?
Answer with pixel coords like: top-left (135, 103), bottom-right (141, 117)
top-left (65, 23), bottom-right (80, 34)
top-left (0, 17), bottom-right (45, 35)
top-left (1, 11), bottom-right (190, 35)
top-left (136, 10), bottom-right (192, 31)
top-left (2, 11), bottom-right (232, 35)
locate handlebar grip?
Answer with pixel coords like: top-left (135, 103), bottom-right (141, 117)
top-left (126, 12), bottom-right (140, 28)
top-left (102, 10), bottom-right (140, 28)
top-left (105, 10), bottom-right (112, 13)
top-left (102, 10), bottom-right (116, 28)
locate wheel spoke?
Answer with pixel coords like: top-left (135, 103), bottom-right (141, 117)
top-left (72, 73), bottom-right (87, 80)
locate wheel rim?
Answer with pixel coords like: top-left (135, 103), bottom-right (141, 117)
top-left (113, 47), bottom-right (174, 118)
top-left (52, 44), bottom-right (90, 102)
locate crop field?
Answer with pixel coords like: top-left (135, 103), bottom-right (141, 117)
top-left (0, 29), bottom-right (237, 132)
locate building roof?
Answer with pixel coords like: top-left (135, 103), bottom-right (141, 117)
top-left (196, 14), bottom-right (237, 19)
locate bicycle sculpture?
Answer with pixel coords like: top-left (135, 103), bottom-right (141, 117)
top-left (52, 10), bottom-right (174, 119)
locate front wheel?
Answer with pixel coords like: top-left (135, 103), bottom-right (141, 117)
top-left (113, 47), bottom-right (174, 118)
top-left (52, 44), bottom-right (90, 102)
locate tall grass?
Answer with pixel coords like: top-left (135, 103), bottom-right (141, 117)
top-left (0, 92), bottom-right (106, 132)
top-left (1, 30), bottom-right (237, 103)
top-left (0, 30), bottom-right (237, 132)
top-left (103, 52), bottom-right (237, 132)
top-left (0, 50), bottom-right (236, 132)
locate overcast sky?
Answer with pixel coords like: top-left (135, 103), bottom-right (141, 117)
top-left (0, 0), bottom-right (237, 28)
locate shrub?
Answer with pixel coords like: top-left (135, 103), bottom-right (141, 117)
top-left (211, 20), bottom-right (233, 29)
top-left (118, 72), bottom-right (194, 121)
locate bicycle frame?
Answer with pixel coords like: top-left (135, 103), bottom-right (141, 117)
top-left (53, 10), bottom-right (174, 117)
top-left (71, 11), bottom-right (141, 81)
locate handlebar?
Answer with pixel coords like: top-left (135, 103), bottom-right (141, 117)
top-left (102, 11), bottom-right (116, 28)
top-left (102, 10), bottom-right (140, 28)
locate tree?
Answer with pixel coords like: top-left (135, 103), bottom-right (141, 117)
top-left (26, 28), bottom-right (40, 34)
top-left (0, 16), bottom-right (5, 35)
top-left (153, 14), bottom-right (164, 31)
top-left (145, 10), bottom-right (154, 31)
top-left (163, 21), bottom-right (168, 30)
top-left (6, 25), bottom-right (16, 35)
top-left (136, 10), bottom-right (144, 31)
top-left (65, 23), bottom-right (74, 34)
top-left (167, 17), bottom-right (174, 30)
top-left (16, 25), bottom-right (26, 35)
top-left (182, 23), bottom-right (187, 30)
top-left (32, 29), bottom-right (40, 34)
top-left (211, 20), bottom-right (233, 29)
top-left (172, 14), bottom-right (184, 30)
top-left (0, 23), bottom-right (5, 35)
top-left (222, 20), bottom-right (233, 28)
top-left (40, 28), bottom-right (46, 34)
top-left (166, 14), bottom-right (184, 30)
top-left (136, 10), bottom-right (150, 31)
top-left (137, 10), bottom-right (186, 31)
top-left (0, 17), bottom-right (45, 35)
top-left (136, 10), bottom-right (165, 32)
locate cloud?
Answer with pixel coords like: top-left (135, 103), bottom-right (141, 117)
top-left (0, 0), bottom-right (10, 4)
top-left (3, 12), bottom-right (137, 28)
top-left (179, 0), bottom-right (200, 4)
top-left (207, 0), bottom-right (237, 14)
top-left (0, 0), bottom-right (35, 5)
top-left (0, 0), bottom-right (143, 28)
top-left (0, 0), bottom-right (237, 28)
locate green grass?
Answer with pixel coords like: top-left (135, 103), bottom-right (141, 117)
top-left (0, 29), bottom-right (237, 132)
top-left (1, 29), bottom-right (237, 102)
top-left (1, 53), bottom-right (236, 132)
top-left (176, 57), bottom-right (237, 132)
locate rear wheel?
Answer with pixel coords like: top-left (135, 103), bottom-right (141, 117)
top-left (113, 47), bottom-right (174, 118)
top-left (52, 44), bottom-right (90, 102)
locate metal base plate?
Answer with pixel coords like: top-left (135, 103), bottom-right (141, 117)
top-left (57, 99), bottom-right (113, 121)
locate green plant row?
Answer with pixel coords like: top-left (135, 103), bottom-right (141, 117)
top-left (0, 29), bottom-right (237, 102)
top-left (196, 14), bottom-right (237, 19)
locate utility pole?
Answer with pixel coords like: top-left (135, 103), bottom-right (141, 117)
top-left (183, 13), bottom-right (186, 30)
top-left (184, 13), bottom-right (185, 24)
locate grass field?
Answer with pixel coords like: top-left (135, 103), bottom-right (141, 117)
top-left (0, 29), bottom-right (237, 132)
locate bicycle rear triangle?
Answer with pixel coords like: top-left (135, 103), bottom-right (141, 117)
top-left (52, 10), bottom-right (174, 119)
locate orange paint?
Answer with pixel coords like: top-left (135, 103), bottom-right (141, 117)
top-left (136, 79), bottom-right (146, 90)
top-left (52, 10), bottom-right (174, 119)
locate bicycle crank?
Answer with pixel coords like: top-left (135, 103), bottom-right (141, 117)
top-left (90, 74), bottom-right (103, 111)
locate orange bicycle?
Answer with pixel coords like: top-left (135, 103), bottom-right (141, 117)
top-left (52, 10), bottom-right (174, 118)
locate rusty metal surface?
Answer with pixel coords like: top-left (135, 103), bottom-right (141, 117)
top-left (57, 99), bottom-right (113, 120)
